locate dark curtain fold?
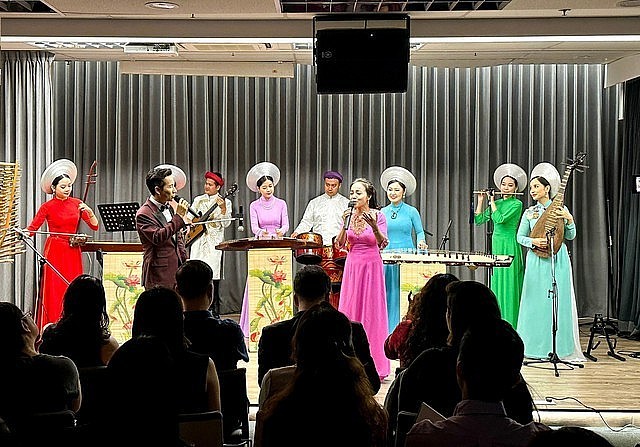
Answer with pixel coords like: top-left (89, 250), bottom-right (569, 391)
top-left (618, 78), bottom-right (640, 331)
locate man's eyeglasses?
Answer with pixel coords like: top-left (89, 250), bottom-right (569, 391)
top-left (21, 311), bottom-right (33, 321)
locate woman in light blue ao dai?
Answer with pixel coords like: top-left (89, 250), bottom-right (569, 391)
top-left (380, 167), bottom-right (427, 333)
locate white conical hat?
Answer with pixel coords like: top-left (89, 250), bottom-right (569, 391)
top-left (246, 162), bottom-right (280, 193)
top-left (40, 159), bottom-right (77, 194)
top-left (530, 162), bottom-right (561, 198)
top-left (154, 164), bottom-right (186, 190)
top-left (380, 166), bottom-right (417, 197)
top-left (493, 163), bottom-right (527, 192)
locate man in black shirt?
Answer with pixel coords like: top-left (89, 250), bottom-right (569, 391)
top-left (257, 264), bottom-right (380, 393)
top-left (176, 260), bottom-right (249, 371)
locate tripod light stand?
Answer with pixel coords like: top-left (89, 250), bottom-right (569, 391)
top-left (583, 198), bottom-right (624, 361)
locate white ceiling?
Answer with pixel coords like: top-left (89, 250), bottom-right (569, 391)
top-left (0, 0), bottom-right (639, 74)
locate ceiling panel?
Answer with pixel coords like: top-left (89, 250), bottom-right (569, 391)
top-left (0, 1), bottom-right (638, 72)
top-left (42, 0), bottom-right (280, 16)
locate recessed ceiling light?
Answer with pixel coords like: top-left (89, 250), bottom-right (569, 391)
top-left (145, 2), bottom-right (180, 10)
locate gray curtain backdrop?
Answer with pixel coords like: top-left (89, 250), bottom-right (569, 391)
top-left (2, 57), bottom-right (630, 326)
top-left (1, 51), bottom-right (55, 311)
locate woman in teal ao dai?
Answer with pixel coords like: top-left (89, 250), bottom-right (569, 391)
top-left (380, 167), bottom-right (426, 333)
top-left (516, 163), bottom-right (584, 361)
top-left (474, 163), bottom-right (526, 328)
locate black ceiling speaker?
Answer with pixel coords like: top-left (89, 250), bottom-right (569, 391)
top-left (313, 14), bottom-right (410, 94)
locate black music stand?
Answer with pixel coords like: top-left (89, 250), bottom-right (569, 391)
top-left (97, 202), bottom-right (139, 242)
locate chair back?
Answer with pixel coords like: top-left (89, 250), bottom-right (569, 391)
top-left (14, 410), bottom-right (78, 446)
top-left (76, 365), bottom-right (109, 426)
top-left (218, 367), bottom-right (251, 446)
top-left (179, 410), bottom-right (223, 447)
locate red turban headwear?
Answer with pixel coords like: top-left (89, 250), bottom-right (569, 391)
top-left (205, 171), bottom-right (224, 186)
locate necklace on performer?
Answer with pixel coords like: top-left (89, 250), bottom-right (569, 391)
top-left (260, 197), bottom-right (275, 210)
top-left (390, 202), bottom-right (403, 219)
top-left (352, 212), bottom-right (368, 235)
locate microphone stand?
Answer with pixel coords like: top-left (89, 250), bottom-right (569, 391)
top-left (14, 228), bottom-right (70, 328)
top-left (438, 219), bottom-right (452, 251)
top-left (485, 192), bottom-right (495, 286)
top-left (523, 227), bottom-right (584, 377)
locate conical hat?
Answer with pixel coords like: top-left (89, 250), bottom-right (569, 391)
top-left (493, 163), bottom-right (527, 192)
top-left (246, 162), bottom-right (280, 193)
top-left (380, 166), bottom-right (417, 197)
top-left (154, 164), bottom-right (186, 191)
top-left (530, 162), bottom-right (561, 198)
top-left (40, 159), bottom-right (77, 194)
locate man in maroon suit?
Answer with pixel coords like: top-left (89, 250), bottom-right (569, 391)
top-left (136, 166), bottom-right (190, 289)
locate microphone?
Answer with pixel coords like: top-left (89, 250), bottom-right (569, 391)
top-left (173, 195), bottom-right (200, 218)
top-left (343, 200), bottom-right (356, 230)
top-left (237, 205), bottom-right (245, 232)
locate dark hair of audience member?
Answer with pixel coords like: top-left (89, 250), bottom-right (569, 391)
top-left (39, 274), bottom-right (112, 366)
top-left (403, 273), bottom-right (459, 363)
top-left (445, 280), bottom-right (501, 347)
top-left (132, 286), bottom-right (187, 353)
top-left (0, 302), bottom-right (26, 362)
top-left (457, 319), bottom-right (524, 402)
top-left (260, 301), bottom-right (387, 446)
top-left (175, 259), bottom-right (213, 301)
top-left (293, 264), bottom-right (331, 302)
top-left (526, 426), bottom-right (614, 447)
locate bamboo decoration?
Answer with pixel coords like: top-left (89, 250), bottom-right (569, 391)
top-left (0, 162), bottom-right (25, 262)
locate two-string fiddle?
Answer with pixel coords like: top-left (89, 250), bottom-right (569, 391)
top-left (70, 160), bottom-right (98, 247)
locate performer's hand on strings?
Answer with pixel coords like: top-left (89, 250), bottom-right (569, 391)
top-left (532, 237), bottom-right (548, 249)
top-left (78, 202), bottom-right (95, 217)
top-left (216, 196), bottom-right (226, 214)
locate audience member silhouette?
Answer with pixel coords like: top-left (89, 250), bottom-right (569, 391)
top-left (39, 274), bottom-right (119, 366)
top-left (105, 334), bottom-right (188, 447)
top-left (132, 286), bottom-right (221, 413)
top-left (257, 264), bottom-right (380, 393)
top-left (386, 280), bottom-right (535, 446)
top-left (255, 301), bottom-right (388, 447)
top-left (406, 319), bottom-right (550, 447)
top-left (175, 259), bottom-right (249, 371)
top-left (385, 273), bottom-right (458, 368)
top-left (0, 302), bottom-right (81, 437)
top-left (526, 426), bottom-right (614, 447)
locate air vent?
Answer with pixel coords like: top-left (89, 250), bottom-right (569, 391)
top-left (279, 0), bottom-right (511, 13)
top-left (30, 42), bottom-right (129, 50)
top-left (124, 43), bottom-right (178, 54)
top-left (0, 1), bottom-right (56, 12)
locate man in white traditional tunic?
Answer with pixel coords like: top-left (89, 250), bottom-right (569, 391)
top-left (291, 170), bottom-right (350, 308)
top-left (291, 170), bottom-right (350, 245)
top-left (189, 171), bottom-right (232, 315)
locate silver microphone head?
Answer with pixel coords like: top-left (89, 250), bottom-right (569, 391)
top-left (348, 200), bottom-right (356, 208)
